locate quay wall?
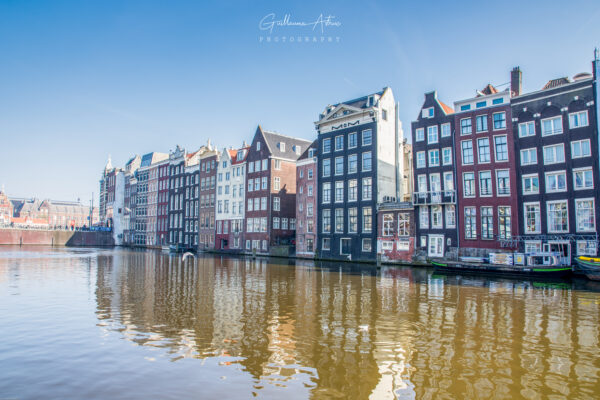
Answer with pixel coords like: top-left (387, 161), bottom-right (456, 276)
top-left (0, 229), bottom-right (114, 247)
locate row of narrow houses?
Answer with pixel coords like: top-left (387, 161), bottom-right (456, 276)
top-left (99, 53), bottom-right (600, 264)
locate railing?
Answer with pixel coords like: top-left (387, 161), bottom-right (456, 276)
top-left (412, 190), bottom-right (456, 205)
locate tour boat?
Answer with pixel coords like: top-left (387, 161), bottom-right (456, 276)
top-left (574, 256), bottom-right (600, 280)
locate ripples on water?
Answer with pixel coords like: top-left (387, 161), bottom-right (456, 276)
top-left (0, 246), bottom-right (599, 399)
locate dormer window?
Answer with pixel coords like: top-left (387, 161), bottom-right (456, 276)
top-left (278, 142), bottom-right (285, 152)
top-left (422, 107), bottom-right (434, 118)
top-left (294, 146), bottom-right (301, 155)
top-left (257, 142), bottom-right (261, 151)
top-left (308, 149), bottom-right (316, 158)
top-left (368, 96), bottom-right (374, 107)
top-left (343, 110), bottom-right (351, 115)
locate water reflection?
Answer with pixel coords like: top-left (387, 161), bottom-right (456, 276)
top-left (91, 250), bottom-right (600, 399)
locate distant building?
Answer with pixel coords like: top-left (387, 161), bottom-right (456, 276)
top-left (295, 141), bottom-right (318, 257)
top-left (0, 190), bottom-right (13, 224)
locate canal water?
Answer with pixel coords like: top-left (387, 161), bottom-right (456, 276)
top-left (0, 247), bottom-right (599, 399)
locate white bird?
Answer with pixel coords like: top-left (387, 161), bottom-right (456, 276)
top-left (182, 252), bottom-right (196, 261)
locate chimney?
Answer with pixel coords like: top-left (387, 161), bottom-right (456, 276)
top-left (511, 67), bottom-right (522, 97)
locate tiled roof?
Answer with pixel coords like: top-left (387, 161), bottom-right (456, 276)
top-left (231, 146), bottom-right (250, 165)
top-left (261, 129), bottom-right (312, 161)
top-left (437, 99), bottom-right (454, 115)
top-left (479, 84), bottom-right (498, 96)
top-left (542, 77), bottom-right (571, 90)
top-left (333, 89), bottom-right (385, 109)
top-left (297, 139), bottom-right (318, 161)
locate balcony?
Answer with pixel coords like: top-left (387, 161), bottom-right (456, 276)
top-left (413, 190), bottom-right (456, 205)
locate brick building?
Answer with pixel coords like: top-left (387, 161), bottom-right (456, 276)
top-left (376, 201), bottom-right (415, 262)
top-left (0, 190), bottom-right (13, 224)
top-left (244, 126), bottom-right (310, 254)
top-left (198, 145), bottom-right (219, 251)
top-left (156, 161), bottom-right (170, 246)
top-left (295, 141), bottom-right (318, 257)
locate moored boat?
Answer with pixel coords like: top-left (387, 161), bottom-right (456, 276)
top-left (574, 257), bottom-right (600, 280)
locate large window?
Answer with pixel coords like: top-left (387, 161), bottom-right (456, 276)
top-left (518, 121), bottom-right (535, 137)
top-left (398, 213), bottom-right (410, 236)
top-left (335, 209), bottom-right (344, 232)
top-left (415, 128), bottom-right (424, 142)
top-left (520, 148), bottom-right (537, 165)
top-left (545, 171), bottom-right (567, 193)
top-left (428, 149), bottom-right (440, 167)
top-left (481, 206), bottom-right (494, 239)
top-left (323, 138), bottom-right (331, 153)
top-left (541, 116), bottom-right (563, 136)
top-left (348, 132), bottom-right (357, 148)
top-left (322, 209), bottom-right (331, 233)
top-left (335, 157), bottom-right (344, 175)
top-left (494, 136), bottom-right (508, 161)
top-left (461, 140), bottom-right (473, 164)
top-left (475, 115), bottom-right (487, 132)
top-left (576, 199), bottom-right (595, 232)
top-left (446, 205), bottom-right (456, 227)
top-left (479, 171), bottom-right (492, 196)
top-left (362, 177), bottom-right (372, 200)
top-left (362, 129), bottom-right (372, 146)
top-left (524, 203), bottom-right (541, 234)
top-left (442, 147), bottom-right (452, 165)
top-left (322, 159), bottom-right (331, 177)
top-left (348, 208), bottom-right (358, 233)
top-left (427, 125), bottom-right (438, 144)
top-left (322, 238), bottom-right (331, 250)
top-left (416, 151), bottom-right (426, 168)
top-left (465, 207), bottom-right (477, 239)
top-left (362, 207), bottom-right (372, 232)
top-left (460, 118), bottom-right (472, 135)
top-left (477, 138), bottom-right (490, 163)
top-left (419, 206), bottom-right (429, 229)
top-left (522, 174), bottom-right (539, 195)
top-left (322, 183), bottom-right (331, 203)
top-left (348, 179), bottom-right (357, 201)
top-left (498, 206), bottom-right (511, 239)
top-left (431, 206), bottom-right (443, 228)
top-left (496, 170), bottom-right (510, 195)
top-left (362, 152), bottom-right (372, 171)
top-left (571, 139), bottom-right (591, 158)
top-left (569, 110), bottom-right (588, 129)
top-left (335, 135), bottom-right (344, 151)
top-left (348, 154), bottom-right (357, 173)
top-left (543, 144), bottom-right (565, 164)
top-left (383, 214), bottom-right (394, 236)
top-left (547, 201), bottom-right (568, 233)
top-left (574, 168), bottom-right (594, 190)
top-left (441, 123), bottom-right (451, 137)
top-left (463, 172), bottom-right (475, 197)
top-left (444, 172), bottom-right (454, 191)
top-left (335, 181), bottom-right (344, 203)
top-left (493, 112), bottom-right (506, 130)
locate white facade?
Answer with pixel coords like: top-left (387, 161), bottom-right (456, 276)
top-left (216, 148), bottom-right (247, 226)
top-left (112, 171), bottom-right (125, 246)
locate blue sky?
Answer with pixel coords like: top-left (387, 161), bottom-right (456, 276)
top-left (1, 0), bottom-right (599, 204)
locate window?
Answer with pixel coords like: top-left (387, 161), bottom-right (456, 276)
top-left (322, 238), bottom-right (331, 250)
top-left (362, 177), bottom-right (372, 200)
top-left (479, 171), bottom-right (492, 196)
top-left (308, 185), bottom-right (313, 196)
top-left (419, 206), bottom-right (429, 229)
top-left (546, 171), bottom-right (567, 193)
top-left (493, 112), bottom-right (506, 130)
top-left (520, 148), bottom-right (537, 166)
top-left (574, 168), bottom-right (594, 190)
top-left (334, 209), bottom-right (344, 232)
top-left (362, 239), bottom-right (372, 252)
top-left (262, 159), bottom-right (267, 170)
top-left (274, 159), bottom-right (281, 170)
top-left (461, 140), bottom-right (473, 164)
top-left (335, 135), bottom-right (344, 151)
top-left (322, 183), bottom-right (331, 203)
top-left (307, 203), bottom-right (313, 216)
top-left (381, 241), bottom-right (393, 251)
top-left (460, 118), bottom-right (472, 135)
top-left (257, 142), bottom-right (261, 151)
top-left (477, 138), bottom-right (490, 163)
top-left (383, 214), bottom-right (394, 236)
top-left (431, 206), bottom-right (443, 228)
top-left (547, 201), bottom-right (568, 233)
top-left (335, 181), bottom-right (344, 203)
top-left (543, 144), bottom-right (565, 165)
top-left (465, 207), bottom-right (477, 239)
top-left (463, 172), bottom-right (475, 197)
top-left (248, 162), bottom-right (254, 173)
top-left (577, 240), bottom-right (597, 256)
top-left (442, 148), bottom-right (452, 165)
top-left (323, 138), bottom-right (331, 153)
top-left (494, 136), bottom-right (508, 161)
top-left (496, 170), bottom-right (510, 196)
top-left (362, 129), bottom-right (372, 146)
top-left (476, 101), bottom-right (486, 108)
top-left (481, 207), bottom-right (494, 239)
top-left (254, 179), bottom-right (259, 191)
top-left (273, 197), bottom-right (280, 211)
top-left (541, 116), bottom-right (563, 136)
top-left (348, 180), bottom-right (357, 201)
top-left (363, 207), bottom-right (372, 232)
top-left (382, 109), bottom-right (387, 120)
top-left (348, 132), bottom-right (357, 148)
top-left (441, 123), bottom-right (451, 137)
top-left (415, 128), bottom-right (425, 142)
top-left (498, 207), bottom-right (511, 240)
top-left (422, 107), bottom-right (434, 118)
top-left (518, 121), bottom-right (535, 137)
top-left (428, 149), bottom-right (439, 167)
top-left (524, 241), bottom-right (541, 253)
top-left (362, 152), bottom-right (372, 171)
top-left (522, 174), bottom-right (539, 195)
top-left (335, 157), bottom-right (344, 175)
top-left (322, 209), bottom-right (331, 233)
top-left (569, 110), bottom-right (588, 129)
top-left (524, 203), bottom-right (541, 234)
top-left (348, 208), bottom-right (358, 233)
top-left (347, 154), bottom-right (357, 174)
top-left (576, 199), bottom-right (595, 232)
top-left (322, 159), bottom-right (331, 176)
top-left (427, 125), bottom-right (438, 144)
top-left (571, 139), bottom-right (591, 158)
top-left (397, 213), bottom-right (409, 236)
top-left (476, 115), bottom-right (488, 132)
top-left (416, 151), bottom-right (426, 168)
top-left (446, 205), bottom-right (456, 228)
top-left (444, 172), bottom-right (454, 191)
top-left (262, 176), bottom-right (268, 190)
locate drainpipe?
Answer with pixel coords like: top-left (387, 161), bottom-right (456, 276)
top-left (395, 102), bottom-right (401, 201)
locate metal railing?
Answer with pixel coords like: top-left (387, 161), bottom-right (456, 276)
top-left (412, 190), bottom-right (456, 205)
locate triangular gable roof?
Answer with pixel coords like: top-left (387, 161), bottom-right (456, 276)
top-left (437, 99), bottom-right (454, 115)
top-left (258, 127), bottom-right (312, 161)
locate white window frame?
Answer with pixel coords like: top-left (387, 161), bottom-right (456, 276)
top-left (571, 139), bottom-right (591, 159)
top-left (415, 128), bottom-right (425, 142)
top-left (427, 125), bottom-right (438, 144)
top-left (547, 200), bottom-right (569, 233)
top-left (569, 110), bottom-right (589, 129)
top-left (416, 151), bottom-right (426, 169)
top-left (545, 170), bottom-right (567, 193)
top-left (543, 144), bottom-right (565, 165)
top-left (441, 123), bottom-right (451, 138)
top-left (493, 135), bottom-right (509, 162)
top-left (522, 173), bottom-right (539, 195)
top-left (573, 167), bottom-right (594, 190)
top-left (495, 169), bottom-right (510, 196)
top-left (520, 148), bottom-right (537, 166)
top-left (541, 115), bottom-right (563, 136)
top-left (518, 121), bottom-right (535, 138)
top-left (524, 202), bottom-right (541, 234)
top-left (575, 198), bottom-right (595, 232)
top-left (442, 147), bottom-right (452, 165)
top-left (492, 111), bottom-right (506, 130)
top-left (428, 149), bottom-right (440, 167)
